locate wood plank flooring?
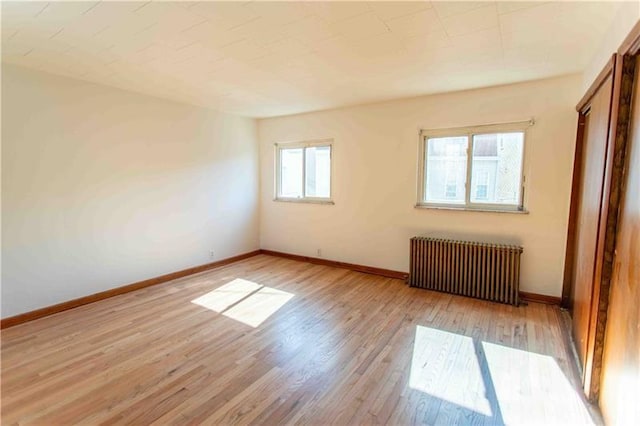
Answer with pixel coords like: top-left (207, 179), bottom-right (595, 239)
top-left (1, 254), bottom-right (598, 425)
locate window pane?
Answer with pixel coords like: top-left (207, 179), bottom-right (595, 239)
top-left (305, 146), bottom-right (331, 198)
top-left (470, 132), bottom-right (523, 205)
top-left (280, 148), bottom-right (303, 198)
top-left (425, 136), bottom-right (468, 204)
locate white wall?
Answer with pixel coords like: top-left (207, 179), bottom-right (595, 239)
top-left (259, 74), bottom-right (581, 297)
top-left (583, 2), bottom-right (640, 89)
top-left (1, 64), bottom-right (259, 318)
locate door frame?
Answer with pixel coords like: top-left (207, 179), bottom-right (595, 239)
top-left (562, 21), bottom-right (640, 401)
top-left (562, 57), bottom-right (615, 312)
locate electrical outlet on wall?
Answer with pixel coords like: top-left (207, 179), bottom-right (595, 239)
top-left (317, 248), bottom-right (322, 257)
top-left (209, 250), bottom-right (215, 259)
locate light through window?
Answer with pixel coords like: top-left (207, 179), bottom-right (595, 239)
top-left (470, 133), bottom-right (524, 205)
top-left (425, 136), bottom-right (467, 204)
top-left (276, 140), bottom-right (332, 203)
top-left (305, 146), bottom-right (331, 198)
top-left (419, 123), bottom-right (528, 212)
top-left (280, 148), bottom-right (303, 198)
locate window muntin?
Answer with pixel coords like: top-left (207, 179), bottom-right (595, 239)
top-left (276, 141), bottom-right (332, 202)
top-left (419, 123), bottom-right (528, 212)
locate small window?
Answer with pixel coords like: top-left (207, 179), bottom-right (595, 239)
top-left (418, 122), bottom-right (529, 212)
top-left (276, 140), bottom-right (332, 203)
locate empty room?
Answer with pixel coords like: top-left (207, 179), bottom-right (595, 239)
top-left (2, 1), bottom-right (639, 425)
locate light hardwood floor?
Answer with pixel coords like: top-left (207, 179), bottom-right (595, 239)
top-left (1, 254), bottom-right (597, 425)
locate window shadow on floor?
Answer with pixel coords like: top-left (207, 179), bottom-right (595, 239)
top-left (191, 278), bottom-right (294, 327)
top-left (409, 325), bottom-right (593, 425)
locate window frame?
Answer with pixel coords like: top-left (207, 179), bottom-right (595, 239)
top-left (417, 120), bottom-right (532, 213)
top-left (274, 139), bottom-right (334, 204)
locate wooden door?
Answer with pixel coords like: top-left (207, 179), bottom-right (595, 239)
top-left (565, 31), bottom-right (640, 403)
top-left (570, 76), bottom-right (614, 369)
top-left (599, 54), bottom-right (640, 425)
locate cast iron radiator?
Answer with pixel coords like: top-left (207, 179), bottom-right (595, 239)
top-left (409, 237), bottom-right (523, 306)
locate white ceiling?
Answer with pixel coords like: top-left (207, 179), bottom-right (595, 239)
top-left (1, 1), bottom-right (624, 117)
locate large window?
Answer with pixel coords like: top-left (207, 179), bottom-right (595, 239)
top-left (418, 122), bottom-right (529, 212)
top-left (275, 140), bottom-right (332, 203)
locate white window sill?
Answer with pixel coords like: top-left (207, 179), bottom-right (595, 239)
top-left (415, 204), bottom-right (529, 214)
top-left (274, 198), bottom-right (334, 205)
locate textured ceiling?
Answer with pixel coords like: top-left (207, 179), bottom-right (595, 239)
top-left (1, 1), bottom-right (624, 117)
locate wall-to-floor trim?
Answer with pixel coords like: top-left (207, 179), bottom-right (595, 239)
top-left (261, 249), bottom-right (560, 305)
top-left (519, 291), bottom-right (562, 305)
top-left (2, 248), bottom-right (563, 328)
top-left (0, 250), bottom-right (262, 329)
top-left (259, 249), bottom-right (409, 280)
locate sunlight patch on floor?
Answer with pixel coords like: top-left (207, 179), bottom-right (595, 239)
top-left (409, 325), bottom-right (594, 425)
top-left (191, 278), bottom-right (262, 312)
top-left (191, 278), bottom-right (294, 327)
top-left (410, 326), bottom-right (493, 417)
top-left (482, 340), bottom-right (593, 425)
top-left (223, 286), bottom-right (294, 327)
